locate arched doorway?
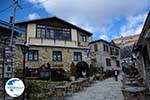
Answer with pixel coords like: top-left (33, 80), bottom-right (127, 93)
top-left (76, 61), bottom-right (89, 78)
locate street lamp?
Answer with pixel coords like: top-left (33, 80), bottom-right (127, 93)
top-left (20, 42), bottom-right (29, 100)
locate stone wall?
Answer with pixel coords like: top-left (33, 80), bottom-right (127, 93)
top-left (15, 45), bottom-right (88, 71)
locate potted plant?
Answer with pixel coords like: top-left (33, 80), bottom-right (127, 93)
top-left (70, 62), bottom-right (76, 81)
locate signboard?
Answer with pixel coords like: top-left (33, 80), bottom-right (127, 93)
top-left (5, 78), bottom-right (25, 97)
top-left (4, 66), bottom-right (12, 78)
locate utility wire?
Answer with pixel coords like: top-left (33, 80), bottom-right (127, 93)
top-left (0, 4), bottom-right (13, 13)
top-left (0, 0), bottom-right (49, 13)
top-left (0, 0), bottom-right (47, 13)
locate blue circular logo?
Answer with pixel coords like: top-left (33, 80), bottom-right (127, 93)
top-left (5, 78), bottom-right (25, 97)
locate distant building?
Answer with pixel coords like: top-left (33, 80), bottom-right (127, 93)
top-left (113, 34), bottom-right (140, 61)
top-left (113, 34), bottom-right (139, 47)
top-left (0, 20), bottom-right (25, 78)
top-left (132, 11), bottom-right (150, 91)
top-left (89, 39), bottom-right (121, 72)
top-left (15, 17), bottom-right (92, 78)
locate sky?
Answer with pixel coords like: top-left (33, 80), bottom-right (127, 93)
top-left (0, 0), bottom-right (150, 41)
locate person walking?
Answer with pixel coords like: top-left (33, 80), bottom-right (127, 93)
top-left (114, 70), bottom-right (118, 81)
top-left (111, 68), bottom-right (115, 80)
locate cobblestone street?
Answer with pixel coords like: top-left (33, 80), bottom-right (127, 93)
top-left (66, 75), bottom-right (123, 100)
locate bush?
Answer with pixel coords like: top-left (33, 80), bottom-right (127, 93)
top-left (88, 64), bottom-right (94, 76)
top-left (70, 62), bottom-right (76, 76)
top-left (51, 68), bottom-right (70, 81)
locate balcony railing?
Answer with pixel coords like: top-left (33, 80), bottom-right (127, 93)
top-left (28, 37), bottom-right (78, 47)
top-left (78, 41), bottom-right (89, 47)
top-left (110, 51), bottom-right (119, 58)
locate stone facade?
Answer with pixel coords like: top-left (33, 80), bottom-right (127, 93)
top-left (15, 45), bottom-right (87, 71)
top-left (15, 17), bottom-right (92, 74)
top-left (132, 12), bottom-right (150, 91)
top-left (0, 20), bottom-right (25, 78)
top-left (89, 39), bottom-right (121, 72)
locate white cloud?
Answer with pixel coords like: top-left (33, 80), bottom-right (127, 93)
top-left (28, 0), bottom-right (45, 3)
top-left (99, 34), bottom-right (109, 41)
top-left (27, 13), bottom-right (40, 20)
top-left (120, 13), bottom-right (147, 36)
top-left (27, 0), bottom-right (150, 40)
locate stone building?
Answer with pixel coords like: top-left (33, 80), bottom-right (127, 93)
top-left (113, 34), bottom-right (140, 47)
top-left (113, 34), bottom-right (139, 59)
top-left (132, 11), bottom-right (150, 91)
top-left (89, 39), bottom-right (121, 72)
top-left (15, 17), bottom-right (92, 78)
top-left (0, 20), bottom-right (25, 78)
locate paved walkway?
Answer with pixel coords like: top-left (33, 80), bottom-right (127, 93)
top-left (66, 75), bottom-right (123, 100)
top-left (0, 75), bottom-right (123, 100)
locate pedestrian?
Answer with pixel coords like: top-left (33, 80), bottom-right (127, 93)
top-left (111, 68), bottom-right (115, 80)
top-left (114, 70), bottom-right (118, 81)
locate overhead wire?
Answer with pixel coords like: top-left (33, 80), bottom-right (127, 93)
top-left (0, 0), bottom-right (48, 13)
top-left (0, 4), bottom-right (13, 13)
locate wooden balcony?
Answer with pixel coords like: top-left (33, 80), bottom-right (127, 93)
top-left (78, 42), bottom-right (89, 47)
top-left (28, 37), bottom-right (78, 47)
top-left (110, 51), bottom-right (119, 58)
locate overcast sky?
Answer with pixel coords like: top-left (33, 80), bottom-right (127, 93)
top-left (0, 0), bottom-right (150, 41)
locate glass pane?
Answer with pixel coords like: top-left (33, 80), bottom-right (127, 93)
top-left (58, 55), bottom-right (61, 61)
top-left (50, 30), bottom-right (54, 39)
top-left (74, 52), bottom-right (81, 61)
top-left (42, 29), bottom-right (45, 38)
top-left (53, 55), bottom-right (57, 61)
top-left (28, 52), bottom-right (33, 60)
top-left (55, 30), bottom-right (63, 40)
top-left (46, 29), bottom-right (50, 39)
top-left (63, 31), bottom-right (71, 40)
top-left (37, 28), bottom-right (41, 38)
top-left (74, 55), bottom-right (77, 61)
top-left (34, 51), bottom-right (38, 60)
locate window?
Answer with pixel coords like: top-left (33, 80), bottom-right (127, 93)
top-left (74, 52), bottom-right (82, 61)
top-left (28, 50), bottom-right (39, 61)
top-left (50, 30), bottom-right (54, 39)
top-left (103, 44), bottom-right (106, 51)
top-left (106, 45), bottom-right (109, 52)
top-left (36, 28), bottom-right (46, 38)
top-left (80, 34), bottom-right (87, 42)
top-left (41, 29), bottom-right (46, 38)
top-left (55, 30), bottom-right (63, 40)
top-left (115, 49), bottom-right (119, 55)
top-left (53, 51), bottom-right (62, 61)
top-left (63, 31), bottom-right (71, 41)
top-left (110, 47), bottom-right (114, 55)
top-left (45, 29), bottom-right (54, 39)
top-left (94, 44), bottom-right (98, 52)
top-left (116, 60), bottom-right (120, 67)
top-left (106, 58), bottom-right (111, 66)
top-left (45, 29), bottom-right (50, 39)
top-left (36, 25), bottom-right (71, 40)
top-left (36, 28), bottom-right (42, 38)
top-left (103, 44), bottom-right (109, 52)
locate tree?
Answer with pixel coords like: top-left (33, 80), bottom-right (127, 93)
top-left (70, 62), bottom-right (76, 76)
top-left (88, 64), bottom-right (94, 76)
